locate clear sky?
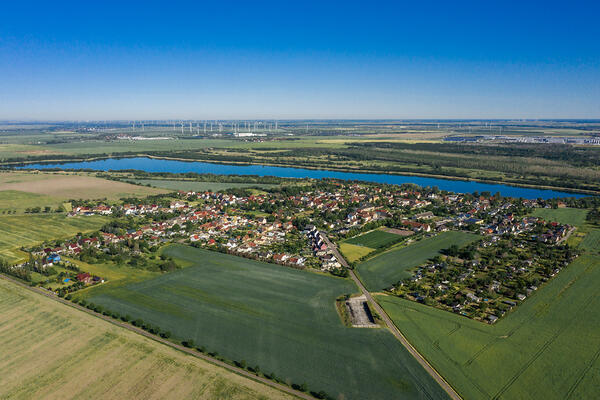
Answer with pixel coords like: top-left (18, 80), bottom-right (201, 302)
top-left (1, 1), bottom-right (599, 120)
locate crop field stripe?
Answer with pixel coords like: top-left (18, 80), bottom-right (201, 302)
top-left (0, 215), bottom-right (106, 263)
top-left (397, 300), bottom-right (491, 399)
top-left (85, 245), bottom-right (450, 400)
top-left (0, 274), bottom-right (298, 400)
top-left (378, 254), bottom-right (600, 400)
top-left (565, 346), bottom-right (600, 399)
top-left (492, 258), bottom-right (600, 399)
top-left (492, 289), bottom-right (593, 399)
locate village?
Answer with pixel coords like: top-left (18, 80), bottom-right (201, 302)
top-left (8, 179), bottom-right (578, 310)
top-left (391, 216), bottom-right (576, 323)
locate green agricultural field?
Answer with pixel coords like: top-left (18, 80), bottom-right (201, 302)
top-left (377, 254), bottom-right (600, 400)
top-left (0, 214), bottom-right (106, 263)
top-left (40, 136), bottom-right (346, 156)
top-left (0, 278), bottom-right (294, 400)
top-left (531, 207), bottom-right (588, 227)
top-left (356, 231), bottom-right (479, 291)
top-left (344, 229), bottom-right (402, 249)
top-left (580, 229), bottom-right (600, 253)
top-left (0, 190), bottom-right (65, 214)
top-left (339, 242), bottom-right (375, 262)
top-left (85, 244), bottom-right (449, 400)
top-left (132, 178), bottom-right (278, 192)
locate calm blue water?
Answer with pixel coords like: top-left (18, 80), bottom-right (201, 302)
top-left (20, 157), bottom-right (586, 199)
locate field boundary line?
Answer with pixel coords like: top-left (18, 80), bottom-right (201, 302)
top-left (321, 233), bottom-right (463, 400)
top-left (0, 273), bottom-right (310, 400)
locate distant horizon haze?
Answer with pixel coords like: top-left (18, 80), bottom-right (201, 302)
top-left (1, 118), bottom-right (600, 124)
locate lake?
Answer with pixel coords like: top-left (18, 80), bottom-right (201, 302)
top-left (20, 157), bottom-right (586, 199)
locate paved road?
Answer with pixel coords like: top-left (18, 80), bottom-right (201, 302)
top-left (0, 273), bottom-right (310, 400)
top-left (557, 226), bottom-right (576, 245)
top-left (321, 233), bottom-right (462, 400)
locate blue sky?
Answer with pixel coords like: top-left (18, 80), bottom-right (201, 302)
top-left (1, 1), bottom-right (599, 120)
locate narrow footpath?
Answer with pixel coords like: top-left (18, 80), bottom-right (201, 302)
top-left (320, 232), bottom-right (462, 400)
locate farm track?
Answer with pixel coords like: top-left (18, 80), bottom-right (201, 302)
top-left (0, 273), bottom-right (310, 400)
top-left (321, 233), bottom-right (462, 400)
top-left (565, 345), bottom-right (600, 399)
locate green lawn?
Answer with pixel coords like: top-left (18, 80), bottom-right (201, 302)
top-left (85, 244), bottom-right (449, 400)
top-left (65, 257), bottom-right (160, 290)
top-left (531, 207), bottom-right (588, 227)
top-left (344, 229), bottom-right (403, 249)
top-left (377, 254), bottom-right (600, 400)
top-left (0, 214), bottom-right (106, 263)
top-left (339, 242), bottom-right (375, 262)
top-left (131, 179), bottom-right (278, 192)
top-left (356, 231), bottom-right (479, 291)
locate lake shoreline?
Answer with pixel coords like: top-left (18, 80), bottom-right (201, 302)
top-left (13, 154), bottom-right (595, 198)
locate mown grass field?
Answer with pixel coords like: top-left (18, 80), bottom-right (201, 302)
top-left (531, 207), bottom-right (588, 227)
top-left (357, 231), bottom-right (479, 291)
top-left (0, 278), bottom-right (294, 400)
top-left (377, 253), bottom-right (600, 400)
top-left (339, 242), bottom-right (375, 262)
top-left (132, 178), bottom-right (278, 192)
top-left (0, 214), bottom-right (106, 262)
top-left (344, 228), bottom-right (402, 248)
top-left (85, 244), bottom-right (449, 400)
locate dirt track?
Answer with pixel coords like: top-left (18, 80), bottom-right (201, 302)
top-left (320, 232), bottom-right (462, 400)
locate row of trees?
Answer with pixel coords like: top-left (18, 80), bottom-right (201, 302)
top-left (68, 296), bottom-right (335, 400)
